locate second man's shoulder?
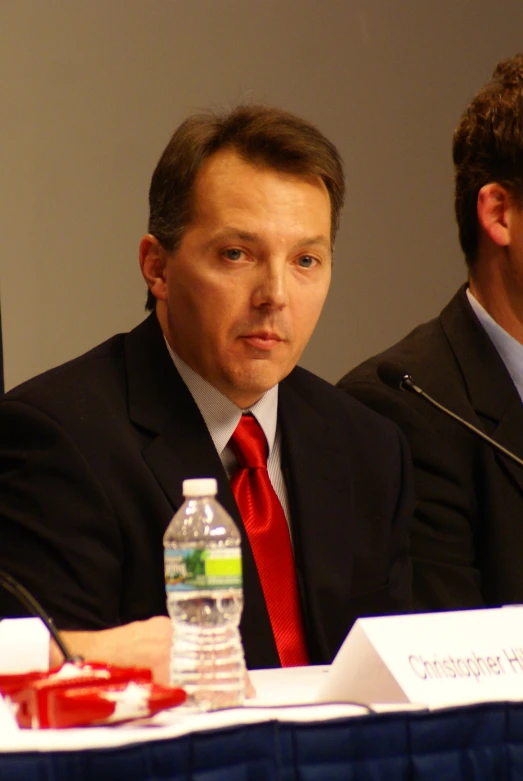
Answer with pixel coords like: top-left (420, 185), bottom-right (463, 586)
top-left (285, 364), bottom-right (408, 443)
top-left (338, 313), bottom-right (447, 400)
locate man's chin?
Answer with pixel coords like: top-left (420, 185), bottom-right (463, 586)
top-left (222, 363), bottom-right (293, 407)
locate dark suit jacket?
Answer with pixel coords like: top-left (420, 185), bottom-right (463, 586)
top-left (339, 284), bottom-right (523, 611)
top-left (0, 313), bottom-right (413, 668)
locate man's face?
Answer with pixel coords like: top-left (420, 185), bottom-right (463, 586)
top-left (157, 149), bottom-right (332, 408)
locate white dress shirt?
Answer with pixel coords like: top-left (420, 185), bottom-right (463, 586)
top-left (467, 288), bottom-right (523, 402)
top-left (164, 340), bottom-right (291, 524)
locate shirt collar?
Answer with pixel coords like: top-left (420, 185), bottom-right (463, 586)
top-left (467, 287), bottom-right (523, 402)
top-left (164, 338), bottom-right (279, 455)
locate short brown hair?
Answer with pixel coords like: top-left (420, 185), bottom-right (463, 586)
top-left (453, 54), bottom-right (523, 265)
top-left (145, 104), bottom-right (345, 310)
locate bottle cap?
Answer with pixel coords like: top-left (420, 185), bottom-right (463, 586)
top-left (182, 478), bottom-right (218, 497)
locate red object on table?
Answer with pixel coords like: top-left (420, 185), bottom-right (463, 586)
top-left (0, 661), bottom-right (151, 697)
top-left (0, 662), bottom-right (186, 728)
top-left (47, 681), bottom-right (187, 728)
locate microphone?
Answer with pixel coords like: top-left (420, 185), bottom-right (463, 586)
top-left (377, 361), bottom-right (523, 470)
top-left (0, 567), bottom-right (78, 663)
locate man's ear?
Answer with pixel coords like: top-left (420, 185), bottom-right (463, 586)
top-left (139, 235), bottom-right (169, 303)
top-left (477, 183), bottom-right (511, 248)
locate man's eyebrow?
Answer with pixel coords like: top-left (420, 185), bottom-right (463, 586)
top-left (206, 229), bottom-right (261, 246)
top-left (295, 235), bottom-right (331, 250)
top-left (205, 230), bottom-right (331, 251)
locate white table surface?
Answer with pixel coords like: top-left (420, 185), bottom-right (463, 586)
top-left (0, 666), bottom-right (377, 753)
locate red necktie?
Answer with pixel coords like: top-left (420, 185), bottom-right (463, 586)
top-left (230, 415), bottom-right (309, 667)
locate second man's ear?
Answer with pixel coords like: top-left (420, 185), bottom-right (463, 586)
top-left (477, 183), bottom-right (512, 248)
top-left (139, 234), bottom-right (169, 303)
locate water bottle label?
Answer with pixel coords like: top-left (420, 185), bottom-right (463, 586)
top-left (165, 546), bottom-right (242, 591)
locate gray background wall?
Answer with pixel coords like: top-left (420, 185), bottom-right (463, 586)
top-left (0, 0), bottom-right (521, 391)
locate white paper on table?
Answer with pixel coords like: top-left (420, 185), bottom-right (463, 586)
top-left (0, 695), bottom-right (19, 732)
top-left (0, 617), bottom-right (50, 673)
top-left (248, 665), bottom-right (331, 706)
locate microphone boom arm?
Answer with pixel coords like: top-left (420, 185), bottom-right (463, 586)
top-left (0, 568), bottom-right (77, 663)
top-left (400, 374), bottom-right (523, 470)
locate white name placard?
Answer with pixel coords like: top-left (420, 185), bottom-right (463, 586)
top-left (317, 606), bottom-right (523, 708)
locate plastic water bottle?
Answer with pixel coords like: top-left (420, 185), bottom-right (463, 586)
top-left (163, 477), bottom-right (246, 710)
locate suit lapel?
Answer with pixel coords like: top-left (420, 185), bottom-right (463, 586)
top-left (124, 314), bottom-right (277, 667)
top-left (142, 409), bottom-right (228, 514)
top-left (124, 314), bottom-right (223, 513)
top-left (441, 286), bottom-right (523, 493)
top-left (279, 374), bottom-right (355, 663)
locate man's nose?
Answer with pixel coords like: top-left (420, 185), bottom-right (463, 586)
top-left (252, 262), bottom-right (289, 310)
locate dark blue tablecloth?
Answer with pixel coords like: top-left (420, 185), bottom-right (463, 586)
top-left (1, 700), bottom-right (523, 780)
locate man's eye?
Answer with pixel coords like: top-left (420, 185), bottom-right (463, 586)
top-left (224, 248), bottom-right (243, 261)
top-left (298, 255), bottom-right (317, 268)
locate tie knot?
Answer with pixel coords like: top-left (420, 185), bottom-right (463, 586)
top-left (230, 415), bottom-right (268, 469)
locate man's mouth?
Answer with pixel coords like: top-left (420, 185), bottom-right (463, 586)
top-left (241, 331), bottom-right (284, 350)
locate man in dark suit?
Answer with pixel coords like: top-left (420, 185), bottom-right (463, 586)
top-left (0, 105), bottom-right (412, 677)
top-left (339, 54), bottom-right (523, 612)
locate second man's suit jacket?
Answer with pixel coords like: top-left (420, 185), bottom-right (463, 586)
top-left (339, 284), bottom-right (523, 610)
top-left (0, 313), bottom-right (413, 668)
